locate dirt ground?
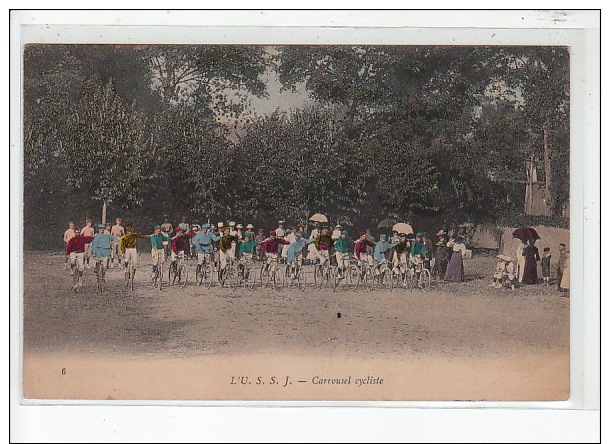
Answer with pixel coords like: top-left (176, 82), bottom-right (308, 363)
top-left (21, 251), bottom-right (570, 401)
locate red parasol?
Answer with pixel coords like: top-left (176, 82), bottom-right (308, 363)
top-left (512, 227), bottom-right (540, 242)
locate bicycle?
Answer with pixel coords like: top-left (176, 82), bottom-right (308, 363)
top-left (332, 254), bottom-right (359, 291)
top-left (218, 256), bottom-right (237, 288)
top-left (195, 252), bottom-right (215, 288)
top-left (284, 259), bottom-right (307, 291)
top-left (69, 257), bottom-right (83, 292)
top-left (371, 259), bottom-right (392, 290)
top-left (95, 258), bottom-right (108, 292)
top-left (313, 258), bottom-right (336, 289)
top-left (390, 258), bottom-right (411, 291)
top-left (168, 252), bottom-right (188, 288)
top-left (152, 260), bottom-right (164, 290)
top-left (408, 258), bottom-right (432, 291)
top-left (233, 256), bottom-right (256, 291)
top-left (259, 255), bottom-right (284, 290)
top-left (124, 260), bottom-right (136, 291)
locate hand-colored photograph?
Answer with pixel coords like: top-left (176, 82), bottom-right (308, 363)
top-left (22, 43), bottom-right (570, 401)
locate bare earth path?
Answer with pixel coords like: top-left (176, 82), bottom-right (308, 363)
top-left (22, 252), bottom-right (569, 401)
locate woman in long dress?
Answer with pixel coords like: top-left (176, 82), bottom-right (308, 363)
top-left (444, 236), bottom-right (467, 282)
top-left (521, 240), bottom-right (540, 284)
top-left (560, 252), bottom-right (570, 291)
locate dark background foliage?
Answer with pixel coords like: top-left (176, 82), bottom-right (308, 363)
top-left (23, 45), bottom-right (569, 249)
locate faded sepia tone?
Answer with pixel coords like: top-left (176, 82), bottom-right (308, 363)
top-left (22, 44), bottom-right (570, 401)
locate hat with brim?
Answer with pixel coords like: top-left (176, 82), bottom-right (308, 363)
top-left (202, 223), bottom-right (211, 229)
top-left (436, 230), bottom-right (447, 236)
top-left (497, 255), bottom-right (512, 262)
top-left (246, 224), bottom-right (254, 229)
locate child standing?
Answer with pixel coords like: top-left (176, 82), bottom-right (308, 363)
top-left (541, 247), bottom-right (552, 285)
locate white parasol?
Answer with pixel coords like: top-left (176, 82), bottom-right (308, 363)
top-left (309, 213), bottom-right (328, 223)
top-left (392, 223), bottom-right (414, 235)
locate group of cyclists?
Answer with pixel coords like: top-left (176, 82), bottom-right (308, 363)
top-left (63, 216), bottom-right (445, 292)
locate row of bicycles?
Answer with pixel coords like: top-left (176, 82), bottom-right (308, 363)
top-left (70, 253), bottom-right (432, 293)
top-left (152, 253), bottom-right (432, 292)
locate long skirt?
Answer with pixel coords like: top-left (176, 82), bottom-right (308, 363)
top-left (560, 258), bottom-right (570, 290)
top-left (444, 251), bottom-right (464, 282)
top-left (521, 255), bottom-right (538, 284)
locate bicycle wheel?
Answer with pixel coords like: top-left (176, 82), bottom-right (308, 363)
top-left (196, 264), bottom-right (204, 286)
top-left (126, 264), bottom-right (135, 291)
top-left (124, 265), bottom-right (131, 288)
top-left (169, 263), bottom-right (177, 285)
top-left (405, 268), bottom-right (415, 291)
top-left (221, 267), bottom-right (234, 288)
top-left (244, 266), bottom-right (256, 291)
top-left (96, 262), bottom-right (103, 291)
top-left (232, 267), bottom-right (243, 290)
top-left (332, 267), bottom-right (341, 291)
top-left (379, 266), bottom-right (392, 290)
top-left (272, 267), bottom-right (284, 291)
top-left (203, 265), bottom-right (214, 289)
top-left (297, 269), bottom-right (307, 291)
top-left (313, 265), bottom-right (324, 288)
top-left (178, 264), bottom-right (188, 288)
top-left (346, 265), bottom-right (359, 291)
top-left (156, 263), bottom-right (164, 290)
top-left (419, 268), bottom-right (431, 291)
top-left (259, 265), bottom-right (270, 286)
top-left (390, 268), bottom-right (401, 291)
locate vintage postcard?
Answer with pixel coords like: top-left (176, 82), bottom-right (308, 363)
top-left (12, 11), bottom-right (599, 411)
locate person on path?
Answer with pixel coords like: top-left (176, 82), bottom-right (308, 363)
top-left (521, 239), bottom-right (540, 285)
top-left (444, 236), bottom-right (467, 282)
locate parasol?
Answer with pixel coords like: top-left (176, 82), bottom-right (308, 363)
top-left (377, 219), bottom-right (398, 229)
top-left (309, 213), bottom-right (328, 223)
top-left (512, 227), bottom-right (540, 242)
top-left (392, 223), bottom-right (414, 235)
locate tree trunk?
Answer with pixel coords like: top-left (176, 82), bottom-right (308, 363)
top-left (543, 119), bottom-right (554, 215)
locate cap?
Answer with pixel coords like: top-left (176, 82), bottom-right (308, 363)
top-left (359, 231), bottom-right (367, 236)
top-left (278, 220), bottom-right (285, 225)
top-left (73, 226), bottom-right (81, 231)
top-left (341, 230), bottom-right (348, 235)
top-left (379, 234), bottom-right (387, 239)
top-left (246, 224), bottom-right (254, 229)
top-left (436, 230), bottom-right (447, 236)
top-left (175, 227), bottom-right (181, 232)
top-left (270, 231), bottom-right (277, 236)
top-left (296, 232), bottom-right (303, 238)
top-left (202, 223), bottom-right (211, 229)
top-left (416, 232), bottom-right (424, 237)
top-left (153, 225), bottom-right (160, 230)
top-left (98, 223), bottom-right (106, 229)
top-left (126, 225), bottom-right (133, 230)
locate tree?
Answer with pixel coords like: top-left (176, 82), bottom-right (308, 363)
top-left (144, 45), bottom-right (269, 116)
top-left (64, 80), bottom-right (149, 208)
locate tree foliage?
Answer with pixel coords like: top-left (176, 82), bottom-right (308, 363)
top-left (22, 44), bottom-right (570, 249)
